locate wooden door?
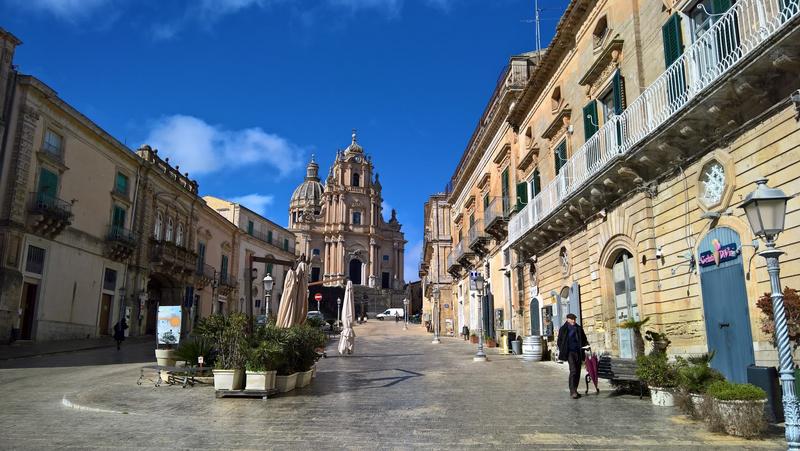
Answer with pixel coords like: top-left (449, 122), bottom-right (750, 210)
top-left (20, 283), bottom-right (38, 340)
top-left (99, 294), bottom-right (112, 335)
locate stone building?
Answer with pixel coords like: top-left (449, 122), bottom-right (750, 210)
top-left (439, 0), bottom-right (800, 383)
top-left (193, 201), bottom-right (239, 325)
top-left (419, 194), bottom-right (454, 336)
top-left (0, 29), bottom-right (143, 341)
top-left (204, 195), bottom-right (297, 318)
top-left (289, 132), bottom-right (406, 290)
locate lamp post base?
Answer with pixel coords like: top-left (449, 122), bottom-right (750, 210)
top-left (431, 337), bottom-right (440, 344)
top-left (473, 354), bottom-right (487, 362)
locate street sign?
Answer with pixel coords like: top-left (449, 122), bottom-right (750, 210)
top-left (314, 293), bottom-right (323, 302)
top-left (198, 356), bottom-right (204, 364)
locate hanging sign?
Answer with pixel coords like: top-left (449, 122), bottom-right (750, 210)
top-left (698, 239), bottom-right (738, 267)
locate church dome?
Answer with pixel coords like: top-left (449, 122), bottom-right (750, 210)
top-left (344, 130), bottom-right (364, 155)
top-left (290, 157), bottom-right (323, 210)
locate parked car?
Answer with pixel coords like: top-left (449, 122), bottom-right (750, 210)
top-left (255, 314), bottom-right (267, 325)
top-left (409, 313), bottom-right (421, 324)
top-left (376, 308), bottom-right (404, 320)
top-left (307, 311), bottom-right (331, 330)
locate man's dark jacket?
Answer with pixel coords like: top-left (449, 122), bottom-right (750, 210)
top-left (556, 322), bottom-right (588, 361)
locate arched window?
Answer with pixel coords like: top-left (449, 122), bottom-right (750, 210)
top-left (352, 211), bottom-right (362, 225)
top-left (166, 217), bottom-right (174, 242)
top-left (154, 212), bottom-right (163, 240)
top-left (176, 223), bottom-right (184, 246)
top-left (352, 172), bottom-right (360, 187)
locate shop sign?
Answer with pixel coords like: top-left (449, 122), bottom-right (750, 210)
top-left (698, 239), bottom-right (737, 267)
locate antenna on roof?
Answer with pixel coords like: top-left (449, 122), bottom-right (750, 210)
top-left (520, 0), bottom-right (543, 54)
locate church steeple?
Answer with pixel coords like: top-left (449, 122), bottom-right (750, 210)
top-left (305, 155), bottom-right (320, 181)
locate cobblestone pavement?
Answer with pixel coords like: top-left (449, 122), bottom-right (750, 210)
top-left (0, 320), bottom-right (786, 450)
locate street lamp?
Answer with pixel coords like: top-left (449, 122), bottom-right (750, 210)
top-left (403, 298), bottom-right (409, 331)
top-left (431, 286), bottom-right (440, 343)
top-left (337, 297), bottom-right (342, 331)
top-left (739, 178), bottom-right (798, 448)
top-left (262, 273), bottom-right (274, 320)
top-left (469, 271), bottom-right (487, 362)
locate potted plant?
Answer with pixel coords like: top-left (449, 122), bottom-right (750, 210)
top-left (293, 324), bottom-right (325, 388)
top-left (619, 316), bottom-right (650, 357)
top-left (174, 337), bottom-right (215, 376)
top-left (636, 352), bottom-right (681, 406)
top-left (485, 335), bottom-right (497, 348)
top-left (645, 330), bottom-right (671, 355)
top-left (676, 353), bottom-right (724, 418)
top-left (706, 380), bottom-right (767, 438)
top-left (209, 313), bottom-right (248, 391)
top-left (470, 332), bottom-right (478, 344)
top-left (244, 339), bottom-right (283, 391)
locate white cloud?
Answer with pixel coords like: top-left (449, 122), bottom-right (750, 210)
top-left (229, 193), bottom-right (275, 216)
top-left (143, 114), bottom-right (305, 178)
top-left (404, 240), bottom-right (422, 283)
top-left (382, 201), bottom-right (393, 220)
top-left (10, 0), bottom-right (112, 21)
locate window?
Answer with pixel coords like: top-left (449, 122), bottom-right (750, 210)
top-left (501, 167), bottom-right (510, 214)
top-left (154, 212), bottom-right (163, 240)
top-left (530, 168), bottom-right (541, 198)
top-left (383, 255), bottom-right (390, 261)
top-left (352, 172), bottom-right (360, 187)
top-left (483, 193), bottom-right (489, 212)
top-left (662, 13), bottom-right (686, 102)
top-left (353, 211), bottom-right (362, 225)
top-left (221, 255), bottom-right (229, 280)
top-left (267, 230), bottom-right (273, 244)
top-left (166, 217), bottom-right (174, 242)
top-left (550, 86), bottom-right (562, 112)
top-left (312, 248), bottom-right (320, 256)
top-left (311, 267), bottom-right (321, 282)
top-left (469, 213), bottom-right (475, 228)
top-left (197, 242), bottom-right (206, 273)
top-left (114, 172), bottom-right (129, 196)
top-left (292, 211), bottom-right (297, 224)
top-left (247, 220), bottom-right (254, 235)
top-left (515, 181), bottom-right (528, 211)
top-left (43, 129), bottom-right (63, 155)
top-left (583, 100), bottom-right (599, 142)
top-left (25, 245), bottom-right (45, 274)
top-left (176, 223), bottom-right (184, 246)
top-left (103, 268), bottom-right (117, 291)
top-left (554, 140), bottom-right (568, 175)
top-left (283, 238), bottom-right (289, 251)
top-left (592, 15), bottom-right (608, 49)
top-left (112, 205), bottom-right (126, 231)
top-left (37, 168), bottom-right (59, 200)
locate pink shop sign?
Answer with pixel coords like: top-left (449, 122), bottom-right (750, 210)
top-left (699, 240), bottom-right (738, 268)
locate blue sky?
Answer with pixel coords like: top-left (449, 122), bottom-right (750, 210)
top-left (2, 0), bottom-right (568, 281)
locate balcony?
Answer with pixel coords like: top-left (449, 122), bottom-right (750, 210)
top-left (106, 226), bottom-right (137, 261)
top-left (467, 219), bottom-right (489, 255)
top-left (195, 263), bottom-right (216, 289)
top-left (509, 0), bottom-right (800, 255)
top-left (484, 197), bottom-right (510, 241)
top-left (27, 192), bottom-right (73, 238)
top-left (446, 249), bottom-right (461, 276)
top-left (218, 272), bottom-right (238, 295)
top-left (454, 239), bottom-right (475, 267)
top-left (150, 239), bottom-right (198, 276)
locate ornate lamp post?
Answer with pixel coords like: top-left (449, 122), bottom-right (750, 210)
top-left (739, 178), bottom-right (798, 448)
top-left (403, 298), bottom-right (409, 331)
top-left (469, 271), bottom-right (487, 362)
top-left (262, 273), bottom-right (274, 320)
top-left (337, 297), bottom-right (342, 332)
top-left (431, 286), bottom-right (441, 343)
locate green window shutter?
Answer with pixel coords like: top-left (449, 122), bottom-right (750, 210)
top-left (662, 13), bottom-right (684, 68)
top-left (221, 255), bottom-right (228, 276)
top-left (112, 206), bottom-right (126, 229)
top-left (554, 141), bottom-right (568, 175)
top-left (516, 182), bottom-right (528, 210)
top-left (583, 100), bottom-right (599, 141)
top-left (469, 214), bottom-right (475, 227)
top-left (483, 194), bottom-right (489, 211)
top-left (267, 230), bottom-right (273, 244)
top-left (115, 173), bottom-right (128, 195)
top-left (612, 70), bottom-right (625, 114)
top-left (501, 168), bottom-right (510, 214)
top-left (712, 0), bottom-right (732, 13)
top-left (283, 238), bottom-right (289, 251)
top-left (530, 169), bottom-right (541, 197)
top-left (266, 263), bottom-right (273, 274)
top-left (38, 168), bottom-right (59, 199)
top-left (198, 243), bottom-right (206, 266)
top-left (247, 221), bottom-right (254, 235)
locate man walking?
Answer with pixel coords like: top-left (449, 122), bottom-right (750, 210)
top-left (557, 313), bottom-right (588, 399)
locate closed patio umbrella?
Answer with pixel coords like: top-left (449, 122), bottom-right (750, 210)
top-left (293, 262), bottom-right (309, 325)
top-left (338, 281), bottom-right (355, 355)
top-left (275, 266), bottom-right (298, 328)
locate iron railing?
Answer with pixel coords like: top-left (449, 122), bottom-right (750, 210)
top-left (196, 262), bottom-right (215, 279)
top-left (509, 0), bottom-right (799, 246)
top-left (107, 226), bottom-right (137, 245)
top-left (485, 196), bottom-right (509, 227)
top-left (28, 192), bottom-right (72, 220)
top-left (219, 272), bottom-right (238, 289)
top-left (468, 219), bottom-right (487, 247)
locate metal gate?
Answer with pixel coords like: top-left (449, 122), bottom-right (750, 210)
top-left (698, 227), bottom-right (754, 383)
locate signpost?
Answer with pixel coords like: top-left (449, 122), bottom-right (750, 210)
top-left (315, 292), bottom-right (322, 312)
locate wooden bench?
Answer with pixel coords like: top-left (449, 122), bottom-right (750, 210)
top-left (593, 355), bottom-right (644, 398)
top-left (137, 365), bottom-right (205, 388)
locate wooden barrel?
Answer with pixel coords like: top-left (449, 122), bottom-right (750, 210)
top-left (522, 336), bottom-right (543, 361)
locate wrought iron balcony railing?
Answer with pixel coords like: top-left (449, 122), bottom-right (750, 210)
top-left (509, 0), bottom-right (799, 246)
top-left (28, 192), bottom-right (73, 220)
top-left (107, 226), bottom-right (137, 245)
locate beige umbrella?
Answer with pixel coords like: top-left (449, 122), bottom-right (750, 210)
top-left (338, 281), bottom-right (355, 355)
top-left (293, 262), bottom-right (309, 325)
top-left (275, 266), bottom-right (298, 328)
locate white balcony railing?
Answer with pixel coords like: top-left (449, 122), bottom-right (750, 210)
top-left (509, 0), bottom-right (799, 246)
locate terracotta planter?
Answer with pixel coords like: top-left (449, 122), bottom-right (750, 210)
top-left (275, 373), bottom-right (298, 393)
top-left (715, 399), bottom-right (767, 438)
top-left (245, 370), bottom-right (276, 391)
top-left (470, 336), bottom-right (478, 344)
top-left (213, 369), bottom-right (245, 391)
top-left (297, 369), bottom-right (313, 388)
top-left (649, 386), bottom-right (675, 407)
top-left (486, 340), bottom-right (497, 348)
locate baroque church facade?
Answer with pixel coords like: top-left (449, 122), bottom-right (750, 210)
top-left (289, 132), bottom-right (405, 289)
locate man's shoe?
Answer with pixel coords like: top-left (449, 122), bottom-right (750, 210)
top-left (571, 393), bottom-right (579, 399)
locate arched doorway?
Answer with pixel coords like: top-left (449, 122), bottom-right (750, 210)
top-left (698, 227), bottom-right (754, 383)
top-left (612, 250), bottom-right (639, 359)
top-left (349, 258), bottom-right (362, 285)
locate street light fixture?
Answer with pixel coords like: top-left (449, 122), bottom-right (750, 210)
top-left (469, 271), bottom-right (487, 362)
top-left (337, 297), bottom-right (342, 332)
top-left (431, 286), bottom-right (440, 343)
top-left (403, 298), bottom-right (409, 331)
top-left (262, 273), bottom-right (274, 320)
top-left (739, 178), bottom-right (798, 449)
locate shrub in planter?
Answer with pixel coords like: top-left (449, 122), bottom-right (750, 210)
top-left (676, 356), bottom-right (724, 418)
top-left (174, 337), bottom-right (215, 374)
top-left (245, 340), bottom-right (284, 391)
top-left (200, 313), bottom-right (249, 391)
top-left (706, 380), bottom-right (767, 438)
top-left (636, 352), bottom-right (682, 406)
top-left (756, 287), bottom-right (800, 350)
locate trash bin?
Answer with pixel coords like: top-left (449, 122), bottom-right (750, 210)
top-left (511, 337), bottom-right (522, 355)
top-left (747, 365), bottom-right (782, 423)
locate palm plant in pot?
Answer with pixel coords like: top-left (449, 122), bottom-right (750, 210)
top-left (706, 380), bottom-right (767, 438)
top-left (274, 328), bottom-right (300, 393)
top-left (636, 351), bottom-right (682, 406)
top-left (619, 316), bottom-right (650, 357)
top-left (675, 353), bottom-right (724, 418)
top-left (174, 337), bottom-right (215, 376)
top-left (209, 313), bottom-right (248, 391)
top-left (293, 325), bottom-right (324, 388)
top-left (245, 339), bottom-right (284, 391)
